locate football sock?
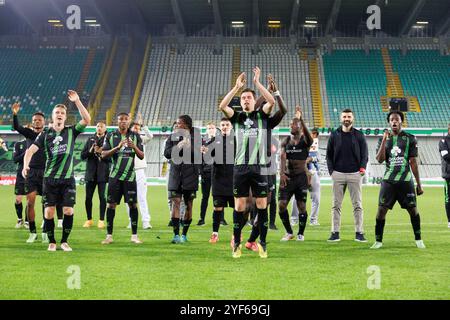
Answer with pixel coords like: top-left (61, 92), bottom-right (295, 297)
top-left (182, 219), bottom-right (192, 236)
top-left (129, 207), bottom-right (138, 235)
top-left (212, 210), bottom-right (221, 233)
top-left (172, 217), bottom-right (180, 236)
top-left (233, 210), bottom-right (244, 246)
top-left (248, 225), bottom-right (260, 243)
top-left (257, 208), bottom-right (268, 245)
top-left (106, 208), bottom-right (115, 235)
top-left (45, 218), bottom-right (56, 244)
top-left (29, 221), bottom-right (36, 234)
top-left (279, 209), bottom-right (293, 234)
top-left (298, 212), bottom-right (308, 235)
top-left (61, 215), bottom-right (73, 243)
top-left (15, 202), bottom-right (23, 220)
top-left (375, 219), bottom-right (386, 242)
top-left (410, 213), bottom-right (422, 241)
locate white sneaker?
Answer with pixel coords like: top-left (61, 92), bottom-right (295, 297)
top-left (309, 221), bottom-right (320, 226)
top-left (370, 241), bottom-right (383, 249)
top-left (290, 219), bottom-right (298, 226)
top-left (415, 240), bottom-right (426, 249)
top-left (40, 221), bottom-right (44, 228)
top-left (448, 222), bottom-right (450, 228)
top-left (60, 242), bottom-right (73, 252)
top-left (101, 235), bottom-right (113, 245)
top-left (26, 233), bottom-right (38, 243)
top-left (57, 219), bottom-right (63, 228)
top-left (131, 235), bottom-right (143, 244)
top-left (296, 234), bottom-right (305, 241)
top-left (280, 233), bottom-right (295, 241)
top-left (23, 221), bottom-right (29, 229)
top-left (41, 233), bottom-right (49, 243)
top-left (126, 222), bottom-right (131, 229)
top-left (47, 243), bottom-right (57, 252)
top-left (142, 222), bottom-right (152, 230)
top-left (15, 220), bottom-right (24, 229)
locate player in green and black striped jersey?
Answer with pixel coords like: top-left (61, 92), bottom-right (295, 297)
top-left (218, 67), bottom-right (275, 259)
top-left (101, 112), bottom-right (144, 245)
top-left (23, 90), bottom-right (91, 252)
top-left (371, 110), bottom-right (425, 249)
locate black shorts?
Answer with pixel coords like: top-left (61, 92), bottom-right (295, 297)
top-left (107, 178), bottom-right (137, 205)
top-left (268, 175), bottom-right (276, 192)
top-left (278, 173), bottom-right (308, 202)
top-left (233, 165), bottom-right (269, 198)
top-left (379, 180), bottom-right (417, 210)
top-left (42, 178), bottom-right (76, 208)
top-left (168, 189), bottom-right (197, 203)
top-left (15, 182), bottom-right (26, 196)
top-left (213, 195), bottom-right (235, 208)
top-left (25, 168), bottom-right (44, 196)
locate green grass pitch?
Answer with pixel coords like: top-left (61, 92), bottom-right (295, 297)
top-left (0, 185), bottom-right (448, 300)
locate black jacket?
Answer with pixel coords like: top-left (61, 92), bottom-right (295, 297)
top-left (164, 127), bottom-right (201, 191)
top-left (326, 127), bottom-right (368, 175)
top-left (81, 134), bottom-right (110, 182)
top-left (439, 134), bottom-right (450, 179)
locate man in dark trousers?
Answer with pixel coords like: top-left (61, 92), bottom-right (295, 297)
top-left (326, 108), bottom-right (368, 243)
top-left (13, 139), bottom-right (27, 228)
top-left (197, 122), bottom-right (216, 226)
top-left (439, 123), bottom-right (450, 228)
top-left (164, 115), bottom-right (201, 244)
top-left (81, 121), bottom-right (110, 229)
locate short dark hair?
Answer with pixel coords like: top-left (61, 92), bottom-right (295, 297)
top-left (117, 112), bottom-right (130, 118)
top-left (220, 117), bottom-right (231, 122)
top-left (387, 110), bottom-right (404, 123)
top-left (341, 108), bottom-right (353, 114)
top-left (96, 121), bottom-right (106, 126)
top-left (32, 112), bottom-right (45, 118)
top-left (178, 114), bottom-right (193, 130)
top-left (241, 88), bottom-right (256, 99)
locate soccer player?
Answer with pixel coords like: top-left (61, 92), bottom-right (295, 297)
top-left (101, 112), bottom-right (144, 245)
top-left (371, 110), bottom-right (425, 249)
top-left (23, 90), bottom-right (91, 251)
top-left (206, 118), bottom-right (234, 243)
top-left (164, 115), bottom-right (201, 244)
top-left (278, 107), bottom-right (313, 242)
top-left (197, 122), bottom-right (216, 226)
top-left (13, 139), bottom-right (27, 228)
top-left (291, 128), bottom-right (322, 226)
top-left (127, 119), bottom-right (153, 230)
top-left (219, 67), bottom-right (275, 258)
top-left (81, 121), bottom-right (109, 229)
top-left (243, 74), bottom-right (286, 252)
top-left (12, 103), bottom-right (48, 242)
top-left (438, 123), bottom-right (450, 228)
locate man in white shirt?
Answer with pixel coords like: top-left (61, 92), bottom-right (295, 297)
top-left (127, 121), bottom-right (153, 229)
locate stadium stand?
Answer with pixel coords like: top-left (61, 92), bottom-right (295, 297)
top-left (321, 49), bottom-right (387, 128)
top-left (138, 44), bottom-right (312, 127)
top-left (390, 50), bottom-right (450, 128)
top-left (0, 46), bottom-right (105, 123)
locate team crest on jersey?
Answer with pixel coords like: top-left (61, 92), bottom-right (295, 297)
top-left (244, 118), bottom-right (254, 128)
top-left (391, 146), bottom-right (401, 156)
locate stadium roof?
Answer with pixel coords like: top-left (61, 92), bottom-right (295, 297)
top-left (0, 0), bottom-right (449, 37)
